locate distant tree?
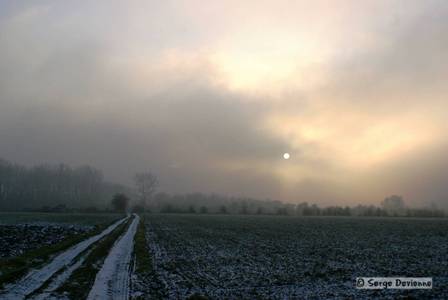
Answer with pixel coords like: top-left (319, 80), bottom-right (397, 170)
top-left (134, 172), bottom-right (158, 209)
top-left (188, 205), bottom-right (196, 214)
top-left (276, 207), bottom-right (287, 215)
top-left (343, 206), bottom-right (351, 216)
top-left (362, 205), bottom-right (376, 217)
top-left (296, 202), bottom-right (309, 216)
top-left (219, 205), bottom-right (228, 214)
top-left (311, 204), bottom-right (320, 216)
top-left (256, 206), bottom-right (264, 215)
top-left (300, 203), bottom-right (321, 216)
top-left (0, 158), bottom-right (117, 211)
top-left (375, 207), bottom-right (385, 216)
top-left (111, 193), bottom-right (130, 213)
top-left (381, 195), bottom-right (406, 216)
top-left (199, 206), bottom-right (208, 214)
top-left (284, 204), bottom-right (295, 215)
top-left (131, 204), bottom-right (145, 213)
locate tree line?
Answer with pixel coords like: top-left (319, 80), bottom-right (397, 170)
top-left (143, 193), bottom-right (445, 218)
top-left (0, 158), bottom-right (445, 217)
top-left (0, 158), bottom-right (130, 211)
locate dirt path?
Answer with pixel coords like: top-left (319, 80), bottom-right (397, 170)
top-left (1, 217), bottom-right (128, 300)
top-left (87, 214), bottom-right (140, 300)
top-left (29, 251), bottom-right (89, 300)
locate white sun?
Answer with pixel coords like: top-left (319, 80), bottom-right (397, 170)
top-left (283, 153), bottom-right (290, 160)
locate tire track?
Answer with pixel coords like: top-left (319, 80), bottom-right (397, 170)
top-left (1, 217), bottom-right (128, 300)
top-left (87, 214), bottom-right (139, 300)
top-left (29, 252), bottom-right (88, 300)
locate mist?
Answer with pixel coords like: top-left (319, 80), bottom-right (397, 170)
top-left (1, 1), bottom-right (448, 208)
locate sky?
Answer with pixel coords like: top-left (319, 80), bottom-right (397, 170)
top-left (1, 0), bottom-right (448, 208)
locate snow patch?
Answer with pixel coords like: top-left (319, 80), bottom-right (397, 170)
top-left (87, 214), bottom-right (140, 300)
top-left (1, 217), bottom-right (127, 300)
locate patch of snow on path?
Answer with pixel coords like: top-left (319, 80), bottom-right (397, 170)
top-left (87, 214), bottom-right (140, 300)
top-left (1, 217), bottom-right (128, 300)
top-left (29, 250), bottom-right (89, 300)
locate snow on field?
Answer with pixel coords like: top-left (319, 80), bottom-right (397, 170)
top-left (1, 217), bottom-right (127, 300)
top-left (0, 224), bottom-right (90, 258)
top-left (87, 214), bottom-right (140, 300)
top-left (135, 215), bottom-right (448, 299)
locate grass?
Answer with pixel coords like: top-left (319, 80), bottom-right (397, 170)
top-left (55, 216), bottom-right (133, 299)
top-left (0, 216), bottom-right (123, 289)
top-left (132, 214), bottom-right (171, 300)
top-left (133, 215), bottom-right (152, 275)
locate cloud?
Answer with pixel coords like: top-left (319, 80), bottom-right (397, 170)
top-left (1, 1), bottom-right (448, 207)
top-left (0, 7), bottom-right (288, 199)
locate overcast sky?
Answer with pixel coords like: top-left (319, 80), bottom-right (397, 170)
top-left (1, 0), bottom-right (448, 207)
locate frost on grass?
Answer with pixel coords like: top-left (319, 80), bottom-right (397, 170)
top-left (135, 215), bottom-right (448, 299)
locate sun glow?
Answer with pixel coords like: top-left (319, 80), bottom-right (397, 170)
top-left (210, 31), bottom-right (327, 92)
top-left (266, 112), bottom-right (437, 170)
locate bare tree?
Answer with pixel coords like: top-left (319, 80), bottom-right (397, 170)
top-left (134, 172), bottom-right (158, 209)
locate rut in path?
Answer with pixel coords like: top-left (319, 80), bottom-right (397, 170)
top-left (87, 214), bottom-right (140, 300)
top-left (0, 217), bottom-right (128, 300)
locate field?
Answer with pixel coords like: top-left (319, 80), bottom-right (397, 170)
top-left (134, 214), bottom-right (448, 299)
top-left (0, 212), bottom-right (122, 259)
top-left (1, 213), bottom-right (447, 299)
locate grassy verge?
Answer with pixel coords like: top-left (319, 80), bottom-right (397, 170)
top-left (0, 216), bottom-right (124, 289)
top-left (134, 215), bottom-right (152, 275)
top-left (55, 216), bottom-right (133, 299)
top-left (132, 215), bottom-right (171, 300)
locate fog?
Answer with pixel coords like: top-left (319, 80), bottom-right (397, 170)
top-left (1, 1), bottom-right (448, 208)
